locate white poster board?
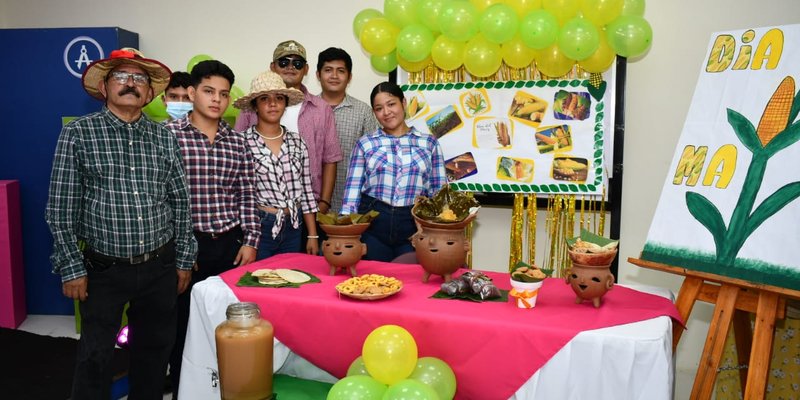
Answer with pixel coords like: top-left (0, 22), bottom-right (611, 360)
top-left (642, 24), bottom-right (800, 290)
top-left (401, 71), bottom-right (614, 196)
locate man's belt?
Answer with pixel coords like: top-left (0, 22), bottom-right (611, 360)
top-left (85, 240), bottom-right (173, 265)
top-left (194, 225), bottom-right (242, 240)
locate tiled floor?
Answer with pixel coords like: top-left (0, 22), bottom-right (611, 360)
top-left (17, 315), bottom-right (173, 400)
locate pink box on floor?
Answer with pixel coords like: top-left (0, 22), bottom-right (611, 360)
top-left (0, 180), bottom-right (26, 328)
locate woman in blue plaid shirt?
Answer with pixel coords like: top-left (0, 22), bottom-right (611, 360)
top-left (341, 81), bottom-right (447, 262)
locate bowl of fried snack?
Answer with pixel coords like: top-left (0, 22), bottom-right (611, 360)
top-left (335, 274), bottom-right (403, 300)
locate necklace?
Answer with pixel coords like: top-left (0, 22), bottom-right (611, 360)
top-left (255, 126), bottom-right (284, 140)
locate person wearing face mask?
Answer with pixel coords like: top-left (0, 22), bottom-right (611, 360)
top-left (341, 81), bottom-right (447, 262)
top-left (162, 71), bottom-right (193, 120)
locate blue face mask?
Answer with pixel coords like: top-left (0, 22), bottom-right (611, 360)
top-left (166, 102), bottom-right (193, 120)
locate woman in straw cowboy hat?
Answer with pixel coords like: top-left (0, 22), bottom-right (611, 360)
top-left (235, 71), bottom-right (320, 259)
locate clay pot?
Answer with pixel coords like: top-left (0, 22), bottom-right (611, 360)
top-left (565, 262), bottom-right (615, 308)
top-left (320, 224), bottom-right (368, 276)
top-left (411, 207), bottom-right (476, 283)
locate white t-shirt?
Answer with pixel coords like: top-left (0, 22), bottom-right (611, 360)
top-left (281, 103), bottom-right (301, 133)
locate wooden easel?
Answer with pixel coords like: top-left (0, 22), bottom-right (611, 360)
top-left (629, 258), bottom-right (800, 400)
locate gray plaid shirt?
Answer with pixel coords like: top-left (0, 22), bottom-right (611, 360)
top-left (328, 94), bottom-right (379, 212)
top-left (46, 107), bottom-right (197, 282)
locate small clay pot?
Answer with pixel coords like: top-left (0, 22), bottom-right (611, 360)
top-left (319, 223), bottom-right (370, 236)
top-left (321, 234), bottom-right (366, 276)
top-left (565, 262), bottom-right (615, 308)
top-left (411, 205), bottom-right (477, 283)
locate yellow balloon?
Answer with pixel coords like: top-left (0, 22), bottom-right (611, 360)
top-left (542, 0), bottom-right (579, 25)
top-left (535, 43), bottom-right (575, 77)
top-left (470, 0), bottom-right (501, 12)
top-left (464, 33), bottom-right (503, 77)
top-left (362, 325), bottom-right (418, 386)
top-left (579, 0), bottom-right (623, 26)
top-left (431, 35), bottom-right (466, 71)
top-left (502, 34), bottom-right (536, 68)
top-left (360, 17), bottom-right (400, 56)
top-left (397, 53), bottom-right (433, 72)
top-left (579, 29), bottom-right (616, 73)
top-left (506, 0), bottom-right (543, 17)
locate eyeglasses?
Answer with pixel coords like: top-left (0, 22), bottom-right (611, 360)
top-left (277, 57), bottom-right (306, 70)
top-left (108, 71), bottom-right (150, 86)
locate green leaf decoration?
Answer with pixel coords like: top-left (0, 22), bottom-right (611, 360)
top-left (566, 228), bottom-right (617, 248)
top-left (685, 191), bottom-right (727, 256)
top-left (727, 108), bottom-right (761, 153)
top-left (745, 181), bottom-right (800, 239)
top-left (587, 80), bottom-right (607, 101)
top-left (764, 120), bottom-right (800, 156)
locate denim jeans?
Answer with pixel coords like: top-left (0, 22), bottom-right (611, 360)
top-left (256, 210), bottom-right (302, 260)
top-left (357, 194), bottom-right (416, 262)
top-left (72, 243), bottom-right (177, 400)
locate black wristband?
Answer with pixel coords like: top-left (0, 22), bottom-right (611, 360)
top-left (319, 199), bottom-right (331, 207)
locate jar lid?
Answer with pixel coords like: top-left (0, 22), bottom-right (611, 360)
top-left (225, 302), bottom-right (261, 319)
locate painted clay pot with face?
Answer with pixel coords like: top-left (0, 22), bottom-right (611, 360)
top-left (565, 263), bottom-right (615, 308)
top-left (319, 224), bottom-right (369, 276)
top-left (412, 227), bottom-right (470, 283)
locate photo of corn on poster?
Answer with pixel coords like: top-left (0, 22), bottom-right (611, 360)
top-left (401, 71), bottom-right (614, 196)
top-left (642, 25), bottom-right (800, 290)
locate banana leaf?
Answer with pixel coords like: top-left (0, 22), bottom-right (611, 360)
top-left (414, 185), bottom-right (480, 222)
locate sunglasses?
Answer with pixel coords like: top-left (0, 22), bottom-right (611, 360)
top-left (108, 71), bottom-right (150, 86)
top-left (277, 57), bottom-right (307, 70)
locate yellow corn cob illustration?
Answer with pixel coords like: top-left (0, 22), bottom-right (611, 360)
top-left (407, 97), bottom-right (419, 117)
top-left (517, 102), bottom-right (546, 116)
top-left (756, 76), bottom-right (795, 146)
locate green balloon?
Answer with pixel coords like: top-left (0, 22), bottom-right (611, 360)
top-left (438, 0), bottom-right (480, 42)
top-left (354, 8), bottom-right (384, 38)
top-left (347, 356), bottom-right (370, 377)
top-left (396, 24), bottom-right (435, 62)
top-left (606, 15), bottom-right (652, 58)
top-left (143, 95), bottom-right (167, 121)
top-left (463, 33), bottom-right (502, 77)
top-left (519, 10), bottom-right (559, 50)
top-left (557, 17), bottom-right (600, 61)
top-left (621, 0), bottom-right (645, 16)
top-left (371, 52), bottom-right (399, 74)
top-left (409, 357), bottom-right (457, 400)
top-left (382, 379), bottom-right (441, 400)
top-left (327, 375), bottom-right (387, 400)
top-left (479, 3), bottom-right (519, 44)
top-left (186, 54), bottom-right (212, 72)
top-left (431, 35), bottom-right (466, 71)
top-left (385, 0), bottom-right (418, 28)
top-left (416, 0), bottom-right (445, 32)
top-left (223, 86), bottom-right (244, 118)
top-left (361, 17), bottom-right (401, 56)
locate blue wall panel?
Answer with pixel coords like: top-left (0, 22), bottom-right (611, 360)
top-left (0, 28), bottom-right (138, 315)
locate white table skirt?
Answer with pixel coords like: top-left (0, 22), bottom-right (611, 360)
top-left (179, 277), bottom-right (674, 400)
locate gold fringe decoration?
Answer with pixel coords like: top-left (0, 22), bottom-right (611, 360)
top-left (526, 193), bottom-right (537, 265)
top-left (508, 193), bottom-right (525, 271)
top-left (464, 191), bottom-right (475, 269)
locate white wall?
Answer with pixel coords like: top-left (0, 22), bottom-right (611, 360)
top-left (4, 0), bottom-right (800, 395)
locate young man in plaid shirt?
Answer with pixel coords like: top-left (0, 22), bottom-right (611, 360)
top-left (164, 60), bottom-right (260, 396)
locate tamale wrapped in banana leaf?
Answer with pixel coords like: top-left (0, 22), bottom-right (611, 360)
top-left (414, 185), bottom-right (480, 223)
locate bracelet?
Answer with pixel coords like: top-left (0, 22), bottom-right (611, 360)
top-left (307, 235), bottom-right (319, 239)
top-left (319, 199), bottom-right (331, 207)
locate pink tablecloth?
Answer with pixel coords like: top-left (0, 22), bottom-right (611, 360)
top-left (220, 253), bottom-right (682, 400)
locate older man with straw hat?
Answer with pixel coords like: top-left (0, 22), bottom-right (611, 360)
top-left (46, 47), bottom-right (196, 400)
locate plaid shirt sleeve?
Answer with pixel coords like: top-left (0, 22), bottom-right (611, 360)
top-left (298, 140), bottom-right (319, 214)
top-left (237, 143), bottom-right (261, 248)
top-left (320, 105), bottom-right (343, 164)
top-left (164, 135), bottom-right (198, 271)
top-left (340, 138), bottom-right (367, 215)
top-left (45, 123), bottom-right (87, 282)
top-left (429, 138), bottom-right (448, 194)
top-left (234, 109), bottom-right (257, 132)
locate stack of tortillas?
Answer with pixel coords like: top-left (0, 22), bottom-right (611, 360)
top-left (251, 268), bottom-right (311, 285)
